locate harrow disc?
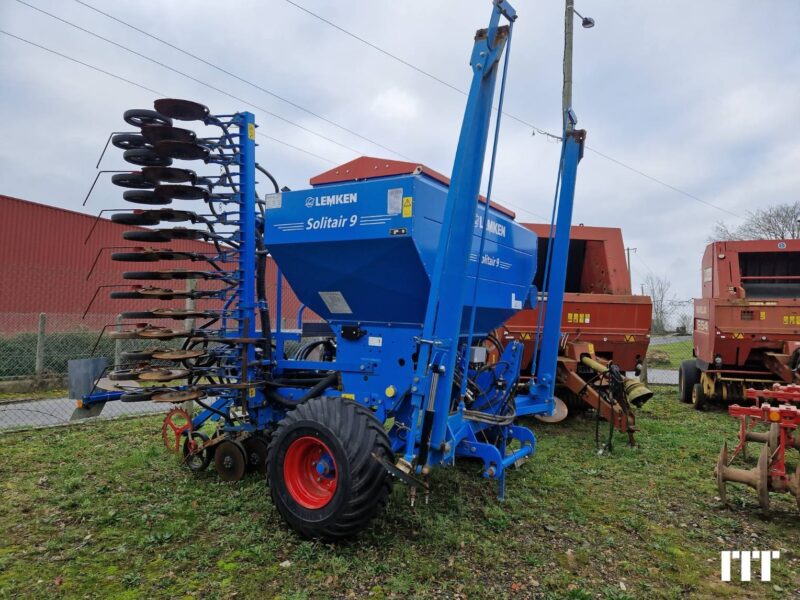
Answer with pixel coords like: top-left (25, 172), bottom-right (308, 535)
top-left (120, 348), bottom-right (159, 361)
top-left (141, 125), bottom-right (196, 145)
top-left (138, 368), bottom-right (190, 382)
top-left (155, 140), bottom-right (210, 161)
top-left (151, 349), bottom-right (206, 361)
top-left (152, 389), bottom-right (205, 403)
top-left (111, 172), bottom-right (154, 189)
top-left (120, 389), bottom-right (156, 402)
top-left (154, 98), bottom-right (210, 122)
top-left (111, 212), bottom-right (161, 226)
top-left (534, 397), bottom-right (569, 423)
top-left (162, 407), bottom-right (192, 453)
top-left (141, 166), bottom-right (196, 184)
top-left (122, 190), bottom-right (172, 206)
top-left (214, 439), bottom-right (247, 482)
top-left (124, 148), bottom-right (173, 167)
top-left (122, 230), bottom-right (172, 243)
top-left (155, 184), bottom-right (210, 201)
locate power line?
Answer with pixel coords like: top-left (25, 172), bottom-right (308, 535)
top-left (70, 0), bottom-right (411, 161)
top-left (15, 0), bottom-right (365, 157)
top-left (284, 0), bottom-right (743, 219)
top-left (0, 30), bottom-right (338, 165)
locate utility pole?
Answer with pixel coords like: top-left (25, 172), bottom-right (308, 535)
top-left (625, 246), bottom-right (637, 279)
top-left (563, 0), bottom-right (594, 132)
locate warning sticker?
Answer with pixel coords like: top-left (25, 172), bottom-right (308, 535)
top-left (402, 196), bottom-right (413, 218)
top-left (387, 188), bottom-right (403, 215)
top-left (319, 291), bottom-right (353, 314)
top-left (368, 336), bottom-right (383, 347)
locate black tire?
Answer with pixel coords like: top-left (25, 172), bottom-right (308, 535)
top-left (678, 359), bottom-right (698, 403)
top-left (123, 189), bottom-right (171, 206)
top-left (183, 431), bottom-right (212, 472)
top-left (691, 383), bottom-right (707, 411)
top-left (121, 349), bottom-right (157, 361)
top-left (141, 166), bottom-right (195, 184)
top-left (111, 172), bottom-right (154, 189)
top-left (124, 148), bottom-right (173, 167)
top-left (120, 390), bottom-right (154, 402)
top-left (112, 251), bottom-right (159, 262)
top-left (112, 133), bottom-right (150, 151)
top-left (267, 397), bottom-right (393, 541)
top-left (124, 108), bottom-right (172, 128)
top-left (111, 212), bottom-right (160, 226)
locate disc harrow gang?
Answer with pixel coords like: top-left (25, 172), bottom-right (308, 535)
top-left (91, 99), bottom-right (270, 482)
top-left (714, 384), bottom-right (800, 511)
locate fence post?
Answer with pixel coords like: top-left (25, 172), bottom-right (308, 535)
top-left (35, 312), bottom-right (46, 376)
top-left (114, 314), bottom-right (123, 367)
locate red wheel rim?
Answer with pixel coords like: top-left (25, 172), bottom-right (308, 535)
top-left (283, 436), bottom-right (338, 509)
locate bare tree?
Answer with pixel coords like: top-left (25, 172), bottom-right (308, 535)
top-left (644, 274), bottom-right (672, 334)
top-left (711, 201), bottom-right (800, 242)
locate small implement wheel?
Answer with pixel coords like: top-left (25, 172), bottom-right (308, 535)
top-left (691, 383), bottom-right (706, 411)
top-left (124, 148), bottom-right (173, 167)
top-left (678, 360), bottom-right (698, 403)
top-left (267, 397), bottom-right (393, 540)
top-left (111, 172), bottom-right (154, 189)
top-left (112, 133), bottom-right (150, 150)
top-left (124, 108), bottom-right (172, 128)
top-left (183, 431), bottom-right (212, 472)
top-left (215, 439), bottom-right (247, 482)
top-left (242, 436), bottom-right (270, 475)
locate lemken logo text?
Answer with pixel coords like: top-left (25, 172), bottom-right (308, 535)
top-left (474, 215), bottom-right (507, 238)
top-left (305, 193), bottom-right (358, 208)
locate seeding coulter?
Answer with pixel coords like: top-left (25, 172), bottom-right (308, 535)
top-left (76, 1), bottom-right (647, 538)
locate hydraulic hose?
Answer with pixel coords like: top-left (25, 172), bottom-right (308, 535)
top-left (266, 371), bottom-right (338, 408)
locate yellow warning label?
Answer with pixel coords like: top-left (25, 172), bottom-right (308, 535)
top-left (784, 314), bottom-right (799, 325)
top-left (247, 123), bottom-right (256, 140)
top-left (341, 393), bottom-right (355, 400)
top-left (732, 332), bottom-right (744, 339)
top-left (567, 312), bottom-right (591, 324)
top-left (519, 332), bottom-right (532, 340)
top-left (249, 387), bottom-right (256, 398)
top-left (624, 334), bottom-right (635, 343)
top-left (402, 196), bottom-right (413, 218)
top-left (760, 311), bottom-right (766, 321)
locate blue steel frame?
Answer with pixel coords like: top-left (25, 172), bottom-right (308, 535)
top-left (83, 0), bottom-right (586, 502)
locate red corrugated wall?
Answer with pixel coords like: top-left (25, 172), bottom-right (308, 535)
top-left (0, 195), bottom-right (311, 333)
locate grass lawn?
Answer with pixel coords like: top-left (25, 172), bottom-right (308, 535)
top-left (0, 387), bottom-right (798, 599)
top-left (648, 341), bottom-right (695, 370)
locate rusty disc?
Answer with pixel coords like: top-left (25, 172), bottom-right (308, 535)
top-left (162, 407), bottom-right (192, 453)
top-left (138, 368), bottom-right (189, 382)
top-left (152, 389), bottom-right (204, 404)
top-left (534, 397), bottom-right (569, 423)
top-left (757, 443), bottom-right (771, 511)
top-left (94, 377), bottom-right (141, 392)
top-left (151, 349), bottom-right (205, 361)
top-left (138, 328), bottom-right (186, 339)
top-left (716, 442), bottom-right (728, 505)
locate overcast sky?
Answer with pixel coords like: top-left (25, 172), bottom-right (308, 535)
top-left (1, 0), bottom-right (799, 302)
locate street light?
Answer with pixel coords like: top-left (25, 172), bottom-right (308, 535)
top-left (573, 9), bottom-right (595, 29)
top-left (562, 1), bottom-right (595, 131)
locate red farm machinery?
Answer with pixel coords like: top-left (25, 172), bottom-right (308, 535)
top-left (680, 239), bottom-right (800, 410)
top-left (499, 224), bottom-right (653, 446)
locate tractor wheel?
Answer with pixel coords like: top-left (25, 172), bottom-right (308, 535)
top-left (691, 383), bottom-right (707, 411)
top-left (267, 397), bottom-right (393, 541)
top-left (678, 360), bottom-right (698, 403)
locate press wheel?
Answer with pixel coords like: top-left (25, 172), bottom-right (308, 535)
top-left (214, 439), bottom-right (247, 482)
top-left (242, 436), bottom-right (270, 475)
top-left (183, 431), bottom-right (212, 472)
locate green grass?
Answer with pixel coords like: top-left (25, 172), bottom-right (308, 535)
top-left (648, 341), bottom-right (695, 370)
top-left (1, 388), bottom-right (798, 599)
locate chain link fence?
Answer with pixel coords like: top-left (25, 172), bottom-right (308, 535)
top-left (643, 299), bottom-right (694, 385)
top-left (0, 283), bottom-right (318, 433)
